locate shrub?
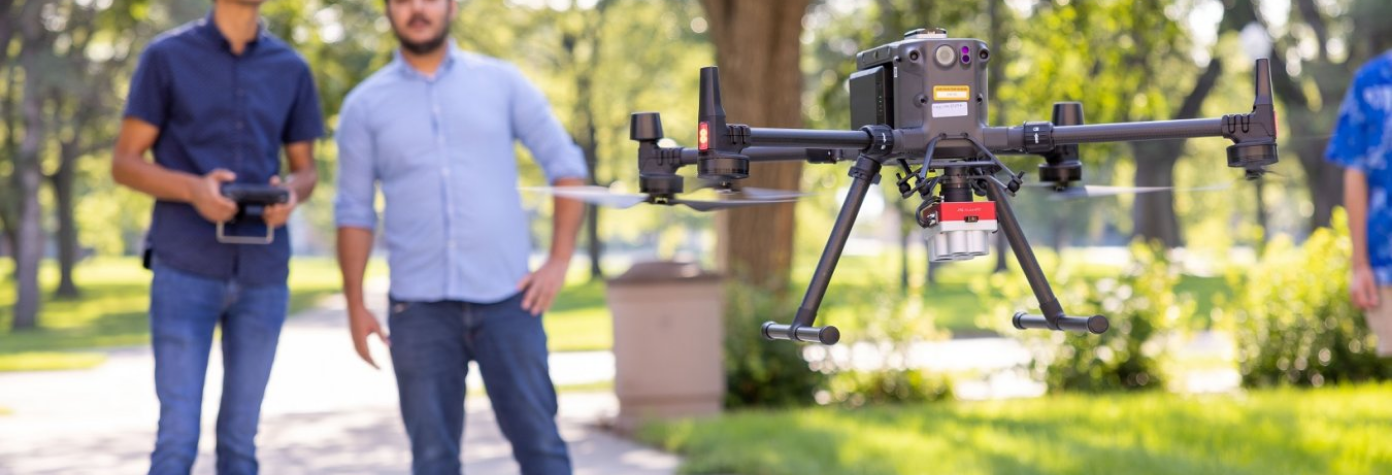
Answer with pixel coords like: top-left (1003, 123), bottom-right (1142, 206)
top-left (1224, 209), bottom-right (1392, 388)
top-left (723, 284), bottom-right (827, 408)
top-left (986, 241), bottom-right (1189, 393)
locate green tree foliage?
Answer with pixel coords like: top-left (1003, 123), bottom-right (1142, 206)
top-left (1224, 208), bottom-right (1392, 388)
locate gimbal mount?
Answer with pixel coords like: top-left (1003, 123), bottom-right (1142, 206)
top-left (628, 28), bottom-right (1278, 345)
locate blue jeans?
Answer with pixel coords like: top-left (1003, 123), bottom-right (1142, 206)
top-left (388, 292), bottom-right (571, 475)
top-left (147, 263), bottom-right (288, 475)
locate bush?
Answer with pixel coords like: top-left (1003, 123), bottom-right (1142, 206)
top-left (824, 369), bottom-right (952, 407)
top-left (1224, 209), bottom-right (1392, 388)
top-left (809, 291), bottom-right (953, 406)
top-left (987, 241), bottom-right (1189, 393)
top-left (723, 284), bottom-right (827, 408)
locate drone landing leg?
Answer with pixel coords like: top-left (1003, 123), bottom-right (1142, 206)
top-left (762, 156), bottom-right (883, 345)
top-left (981, 178), bottom-right (1109, 334)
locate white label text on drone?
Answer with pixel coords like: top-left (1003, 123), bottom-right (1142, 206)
top-left (932, 101), bottom-right (969, 118)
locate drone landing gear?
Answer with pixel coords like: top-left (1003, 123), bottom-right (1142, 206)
top-left (762, 156), bottom-right (883, 345)
top-left (763, 152), bottom-right (1107, 345)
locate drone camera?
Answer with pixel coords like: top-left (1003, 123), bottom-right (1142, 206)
top-left (922, 200), bottom-right (997, 262)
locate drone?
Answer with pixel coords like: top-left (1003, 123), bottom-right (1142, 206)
top-left (536, 28), bottom-right (1278, 345)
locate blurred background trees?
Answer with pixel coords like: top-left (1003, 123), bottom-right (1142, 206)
top-left (0, 0), bottom-right (1383, 339)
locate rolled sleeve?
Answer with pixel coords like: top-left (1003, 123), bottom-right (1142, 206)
top-left (333, 99), bottom-right (379, 230)
top-left (508, 66), bottom-right (588, 183)
top-left (124, 46), bottom-right (170, 127)
top-left (1326, 74), bottom-right (1372, 171)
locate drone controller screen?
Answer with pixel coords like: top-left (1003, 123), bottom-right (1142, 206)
top-left (217, 183), bottom-right (290, 245)
top-left (601, 28), bottom-right (1277, 345)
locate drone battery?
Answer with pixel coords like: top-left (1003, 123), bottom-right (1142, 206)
top-left (849, 65), bottom-right (893, 129)
top-left (925, 201), bottom-right (998, 262)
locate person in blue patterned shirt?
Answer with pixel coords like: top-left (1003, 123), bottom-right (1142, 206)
top-left (1327, 51), bottom-right (1392, 356)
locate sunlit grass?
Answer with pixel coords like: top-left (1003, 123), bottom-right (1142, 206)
top-left (0, 251), bottom-right (1240, 371)
top-left (0, 257), bottom-right (373, 371)
top-left (640, 383), bottom-right (1392, 475)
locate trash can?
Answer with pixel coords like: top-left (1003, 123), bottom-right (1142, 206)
top-left (606, 260), bottom-right (725, 433)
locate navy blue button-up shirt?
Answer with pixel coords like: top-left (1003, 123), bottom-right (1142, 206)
top-left (124, 13), bottom-right (323, 286)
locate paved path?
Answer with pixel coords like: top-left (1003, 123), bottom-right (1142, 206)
top-left (0, 286), bottom-right (677, 475)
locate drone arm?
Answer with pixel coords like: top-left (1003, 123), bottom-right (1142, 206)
top-left (762, 156), bottom-right (883, 345)
top-left (676, 146), bottom-right (857, 166)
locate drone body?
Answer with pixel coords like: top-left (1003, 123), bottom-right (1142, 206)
top-left (536, 28), bottom-right (1281, 345)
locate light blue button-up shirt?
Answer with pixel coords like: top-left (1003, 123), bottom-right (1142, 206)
top-left (334, 42), bottom-right (587, 303)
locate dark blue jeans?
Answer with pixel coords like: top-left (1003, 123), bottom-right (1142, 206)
top-left (148, 263), bottom-right (288, 475)
top-left (388, 293), bottom-right (571, 475)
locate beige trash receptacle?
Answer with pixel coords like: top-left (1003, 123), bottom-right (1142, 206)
top-left (606, 261), bottom-right (725, 433)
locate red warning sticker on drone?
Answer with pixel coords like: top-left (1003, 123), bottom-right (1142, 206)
top-left (933, 85), bottom-right (970, 101)
top-left (939, 202), bottom-right (997, 222)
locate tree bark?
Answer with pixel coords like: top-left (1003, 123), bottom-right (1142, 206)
top-left (10, 0), bottom-right (52, 330)
top-left (701, 0), bottom-right (809, 292)
top-left (53, 141), bottom-right (80, 298)
top-left (1130, 56), bottom-right (1224, 248)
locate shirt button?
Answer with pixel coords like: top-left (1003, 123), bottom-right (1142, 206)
top-left (441, 168), bottom-right (450, 176)
top-left (235, 121), bottom-right (244, 130)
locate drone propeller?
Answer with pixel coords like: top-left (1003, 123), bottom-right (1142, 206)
top-left (686, 177), bottom-right (812, 200)
top-left (522, 185), bottom-right (800, 212)
top-left (1023, 181), bottom-right (1231, 201)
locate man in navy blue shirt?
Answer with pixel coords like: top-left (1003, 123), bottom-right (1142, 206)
top-left (111, 0), bottom-right (323, 472)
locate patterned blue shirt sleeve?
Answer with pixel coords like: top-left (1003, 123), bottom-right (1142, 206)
top-left (334, 97), bottom-right (379, 230)
top-left (507, 66), bottom-right (588, 183)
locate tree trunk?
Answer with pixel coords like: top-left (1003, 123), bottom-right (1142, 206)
top-left (702, 0), bottom-right (809, 292)
top-left (12, 71), bottom-right (45, 330)
top-left (1130, 55), bottom-right (1223, 248)
top-left (989, 0), bottom-right (1010, 273)
top-left (1290, 127), bottom-right (1342, 228)
top-left (1130, 146), bottom-right (1183, 247)
top-left (53, 143), bottom-right (80, 298)
top-left (10, 0), bottom-right (51, 330)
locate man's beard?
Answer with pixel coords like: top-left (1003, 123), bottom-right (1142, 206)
top-left (395, 15), bottom-right (449, 55)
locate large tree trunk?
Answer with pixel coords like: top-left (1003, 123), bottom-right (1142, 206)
top-left (1130, 56), bottom-right (1224, 248)
top-left (10, 0), bottom-right (51, 330)
top-left (12, 70), bottom-right (45, 330)
top-left (1130, 146), bottom-right (1183, 247)
top-left (701, 0), bottom-right (809, 292)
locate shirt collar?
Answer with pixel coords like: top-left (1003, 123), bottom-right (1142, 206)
top-left (393, 40), bottom-right (467, 81)
top-left (196, 10), bottom-right (266, 54)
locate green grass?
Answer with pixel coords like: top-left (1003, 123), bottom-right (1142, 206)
top-left (0, 257), bottom-right (368, 372)
top-left (545, 279), bottom-right (612, 352)
top-left (0, 252), bottom-right (1241, 371)
top-left (640, 383), bottom-right (1392, 475)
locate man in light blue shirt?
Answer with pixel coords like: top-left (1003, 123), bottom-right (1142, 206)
top-left (334, 0), bottom-right (585, 472)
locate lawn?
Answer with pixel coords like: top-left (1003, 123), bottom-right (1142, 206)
top-left (0, 257), bottom-right (612, 371)
top-left (0, 251), bottom-right (1235, 371)
top-left (0, 257), bottom-right (364, 371)
top-left (639, 383), bottom-right (1392, 475)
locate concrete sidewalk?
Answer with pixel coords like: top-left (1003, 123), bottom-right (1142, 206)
top-left (0, 286), bottom-right (677, 475)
